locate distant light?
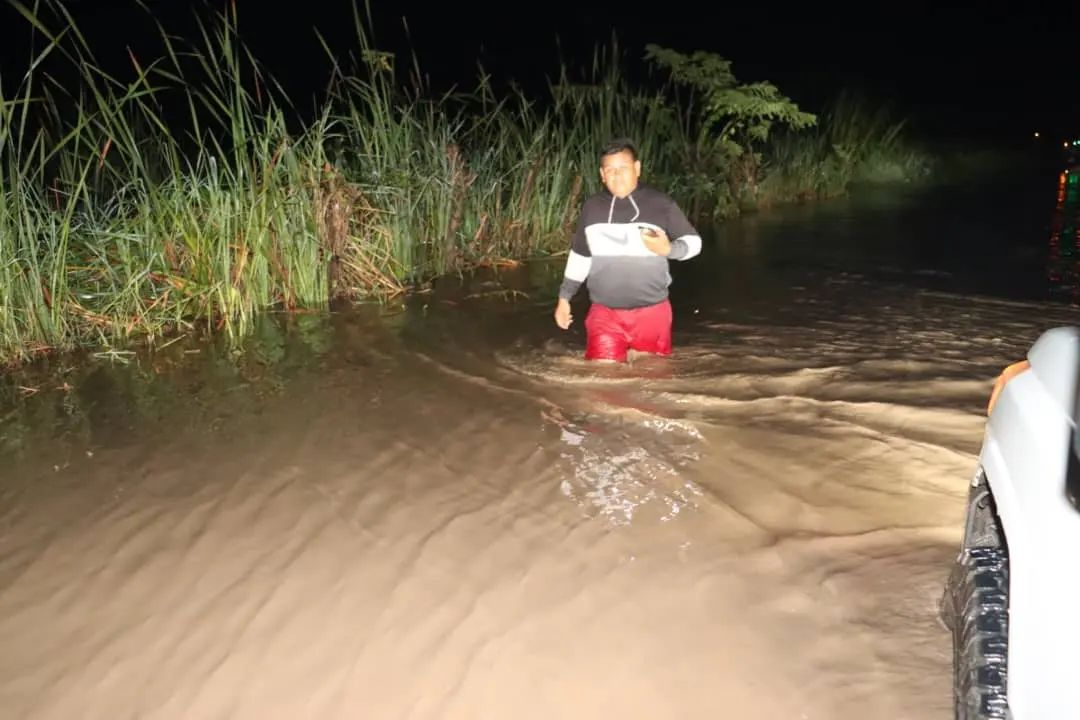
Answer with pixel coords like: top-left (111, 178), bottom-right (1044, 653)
top-left (1034, 131), bottom-right (1040, 138)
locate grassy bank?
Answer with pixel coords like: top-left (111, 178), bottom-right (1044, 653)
top-left (1, 1), bottom-right (932, 368)
top-left (755, 93), bottom-right (934, 204)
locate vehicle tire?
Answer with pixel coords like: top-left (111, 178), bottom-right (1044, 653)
top-left (948, 546), bottom-right (1010, 719)
top-left (942, 477), bottom-right (1010, 719)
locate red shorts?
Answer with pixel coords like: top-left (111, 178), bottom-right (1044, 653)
top-left (584, 300), bottom-right (672, 361)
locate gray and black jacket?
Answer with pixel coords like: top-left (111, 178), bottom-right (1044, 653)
top-left (557, 184), bottom-right (702, 309)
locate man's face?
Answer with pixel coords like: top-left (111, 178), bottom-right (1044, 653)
top-left (599, 150), bottom-right (641, 199)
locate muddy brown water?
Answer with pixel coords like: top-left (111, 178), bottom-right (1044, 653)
top-left (1, 171), bottom-right (1078, 719)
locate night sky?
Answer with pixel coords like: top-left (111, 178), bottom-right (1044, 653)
top-left (1, 0), bottom-right (1077, 145)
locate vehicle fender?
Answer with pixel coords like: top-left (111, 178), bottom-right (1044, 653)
top-left (979, 326), bottom-right (1079, 719)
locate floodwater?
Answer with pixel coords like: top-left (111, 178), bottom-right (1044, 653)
top-left (1, 167), bottom-right (1077, 719)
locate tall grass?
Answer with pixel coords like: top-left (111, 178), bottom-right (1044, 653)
top-left (2, 0), bottom-right (336, 362)
top-left (757, 92), bottom-right (933, 204)
top-left (0, 1), bottom-right (930, 368)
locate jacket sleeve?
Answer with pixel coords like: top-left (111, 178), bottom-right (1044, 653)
top-left (664, 198), bottom-right (702, 261)
top-left (558, 206), bottom-right (592, 300)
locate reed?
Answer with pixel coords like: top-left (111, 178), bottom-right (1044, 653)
top-left (758, 91), bottom-right (933, 204)
top-left (0, 0), bottom-right (933, 367)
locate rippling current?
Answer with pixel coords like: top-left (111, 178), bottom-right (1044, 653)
top-left (0, 169), bottom-right (1077, 718)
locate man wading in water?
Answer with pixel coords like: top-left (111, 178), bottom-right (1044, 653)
top-left (554, 138), bottom-right (703, 362)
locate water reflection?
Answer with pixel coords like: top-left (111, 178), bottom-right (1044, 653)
top-left (1048, 169), bottom-right (1080, 303)
top-left (0, 309), bottom-right (383, 461)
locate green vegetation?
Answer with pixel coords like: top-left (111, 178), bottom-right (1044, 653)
top-left (0, 0), bottom-right (932, 367)
top-left (757, 92), bottom-right (934, 204)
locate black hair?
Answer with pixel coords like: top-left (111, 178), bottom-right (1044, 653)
top-left (600, 138), bottom-right (637, 162)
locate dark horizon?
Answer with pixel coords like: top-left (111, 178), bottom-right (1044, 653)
top-left (1, 0), bottom-right (1077, 147)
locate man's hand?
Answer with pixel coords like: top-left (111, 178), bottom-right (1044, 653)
top-left (641, 227), bottom-right (671, 257)
top-left (554, 298), bottom-right (573, 329)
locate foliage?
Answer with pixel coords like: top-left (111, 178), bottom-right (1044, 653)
top-left (0, 0), bottom-right (933, 368)
top-left (643, 44), bottom-right (818, 218)
top-left (757, 92), bottom-right (934, 203)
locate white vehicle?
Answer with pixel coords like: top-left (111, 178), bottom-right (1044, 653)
top-left (941, 325), bottom-right (1080, 719)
